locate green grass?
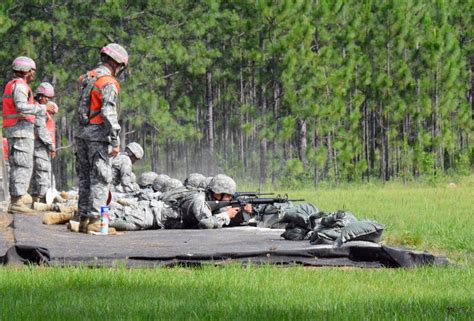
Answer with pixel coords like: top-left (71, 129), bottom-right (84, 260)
top-left (0, 265), bottom-right (472, 320)
top-left (274, 175), bottom-right (474, 264)
top-left (0, 177), bottom-right (473, 320)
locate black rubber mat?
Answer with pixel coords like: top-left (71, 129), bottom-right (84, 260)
top-left (1, 214), bottom-right (449, 268)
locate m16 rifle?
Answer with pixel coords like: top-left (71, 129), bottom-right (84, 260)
top-left (206, 194), bottom-right (305, 225)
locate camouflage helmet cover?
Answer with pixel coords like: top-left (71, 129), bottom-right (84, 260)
top-left (101, 43), bottom-right (129, 65)
top-left (183, 173), bottom-right (206, 189)
top-left (161, 178), bottom-right (183, 192)
top-left (137, 171), bottom-right (158, 187)
top-left (208, 174), bottom-right (236, 195)
top-left (203, 176), bottom-right (213, 189)
top-left (152, 174), bottom-right (171, 192)
top-left (12, 56), bottom-right (36, 72)
top-left (126, 142), bottom-right (144, 160)
top-left (35, 82), bottom-right (55, 98)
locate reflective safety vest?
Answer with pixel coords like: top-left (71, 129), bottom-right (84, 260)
top-left (80, 70), bottom-right (120, 125)
top-left (2, 78), bottom-right (35, 127)
top-left (46, 112), bottom-right (56, 147)
top-left (2, 138), bottom-right (7, 161)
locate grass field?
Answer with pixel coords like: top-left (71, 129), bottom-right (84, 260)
top-left (0, 176), bottom-right (473, 320)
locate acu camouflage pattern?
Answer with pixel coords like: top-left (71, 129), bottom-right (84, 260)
top-left (183, 173), bottom-right (206, 189)
top-left (6, 81), bottom-right (44, 197)
top-left (30, 105), bottom-right (55, 197)
top-left (75, 64), bottom-right (121, 219)
top-left (75, 139), bottom-right (112, 219)
top-left (109, 188), bottom-right (231, 231)
top-left (111, 153), bottom-right (137, 193)
top-left (207, 174), bottom-right (236, 195)
top-left (152, 174), bottom-right (170, 192)
top-left (75, 65), bottom-right (121, 147)
top-left (8, 138), bottom-right (34, 197)
top-left (137, 171), bottom-right (158, 188)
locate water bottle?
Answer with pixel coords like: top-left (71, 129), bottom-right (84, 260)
top-left (100, 206), bottom-right (110, 235)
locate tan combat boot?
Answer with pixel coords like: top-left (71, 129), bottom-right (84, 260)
top-left (8, 196), bottom-right (37, 215)
top-left (78, 217), bottom-right (90, 233)
top-left (85, 217), bottom-right (117, 235)
top-left (22, 194), bottom-right (33, 206)
top-left (33, 202), bottom-right (56, 212)
top-left (43, 212), bottom-right (74, 225)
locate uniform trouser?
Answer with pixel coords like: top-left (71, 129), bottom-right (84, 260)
top-left (75, 138), bottom-right (111, 219)
top-left (30, 144), bottom-right (51, 197)
top-left (8, 137), bottom-right (34, 197)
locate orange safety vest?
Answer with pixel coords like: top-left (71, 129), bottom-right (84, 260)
top-left (81, 70), bottom-right (120, 125)
top-left (3, 138), bottom-right (7, 161)
top-left (46, 112), bottom-right (56, 147)
top-left (2, 78), bottom-right (36, 127)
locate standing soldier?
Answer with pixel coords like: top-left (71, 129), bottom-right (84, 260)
top-left (2, 57), bottom-right (46, 214)
top-left (74, 43), bottom-right (128, 233)
top-left (30, 82), bottom-right (57, 203)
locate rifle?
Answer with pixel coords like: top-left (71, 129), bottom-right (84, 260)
top-left (207, 195), bottom-right (305, 225)
top-left (233, 192), bottom-right (274, 198)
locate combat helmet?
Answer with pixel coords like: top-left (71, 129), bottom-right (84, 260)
top-left (183, 173), bottom-right (206, 189)
top-left (126, 142), bottom-right (144, 160)
top-left (137, 171), bottom-right (158, 188)
top-left (101, 43), bottom-right (129, 66)
top-left (12, 56), bottom-right (36, 72)
top-left (35, 82), bottom-right (55, 98)
top-left (152, 174), bottom-right (171, 192)
top-left (161, 178), bottom-right (183, 193)
top-left (207, 174), bottom-right (236, 195)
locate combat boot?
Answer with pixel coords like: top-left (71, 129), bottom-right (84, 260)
top-left (78, 217), bottom-right (90, 233)
top-left (43, 212), bottom-right (74, 225)
top-left (85, 217), bottom-right (117, 235)
top-left (22, 194), bottom-right (33, 206)
top-left (33, 202), bottom-right (57, 212)
top-left (8, 196), bottom-right (37, 215)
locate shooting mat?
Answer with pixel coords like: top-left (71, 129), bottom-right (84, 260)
top-left (0, 212), bottom-right (449, 268)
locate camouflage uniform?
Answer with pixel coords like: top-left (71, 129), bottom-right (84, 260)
top-left (6, 80), bottom-right (44, 197)
top-left (111, 153), bottom-right (137, 193)
top-left (75, 64), bottom-right (121, 219)
top-left (109, 188), bottom-right (231, 231)
top-left (30, 103), bottom-right (54, 198)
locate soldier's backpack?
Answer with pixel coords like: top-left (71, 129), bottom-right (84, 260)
top-left (76, 70), bottom-right (104, 126)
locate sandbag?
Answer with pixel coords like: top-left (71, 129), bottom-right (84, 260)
top-left (308, 226), bottom-right (342, 245)
top-left (320, 211), bottom-right (357, 228)
top-left (279, 203), bottom-right (320, 229)
top-left (335, 220), bottom-right (385, 247)
top-left (280, 223), bottom-right (310, 240)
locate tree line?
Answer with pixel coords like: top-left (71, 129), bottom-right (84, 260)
top-left (0, 0), bottom-right (472, 189)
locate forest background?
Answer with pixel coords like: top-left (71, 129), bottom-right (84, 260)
top-left (0, 0), bottom-right (472, 190)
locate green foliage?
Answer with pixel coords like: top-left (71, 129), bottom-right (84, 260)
top-left (0, 1), bottom-right (472, 186)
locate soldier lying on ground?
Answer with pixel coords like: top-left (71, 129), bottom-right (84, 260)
top-left (109, 174), bottom-right (251, 231)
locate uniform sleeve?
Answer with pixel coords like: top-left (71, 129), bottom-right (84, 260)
top-left (188, 196), bottom-right (230, 229)
top-left (100, 83), bottom-right (121, 147)
top-left (35, 108), bottom-right (54, 150)
top-left (119, 157), bottom-right (137, 193)
top-left (13, 83), bottom-right (42, 115)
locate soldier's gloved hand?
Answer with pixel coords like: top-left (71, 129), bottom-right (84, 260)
top-left (109, 146), bottom-right (120, 157)
top-left (226, 207), bottom-right (240, 219)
